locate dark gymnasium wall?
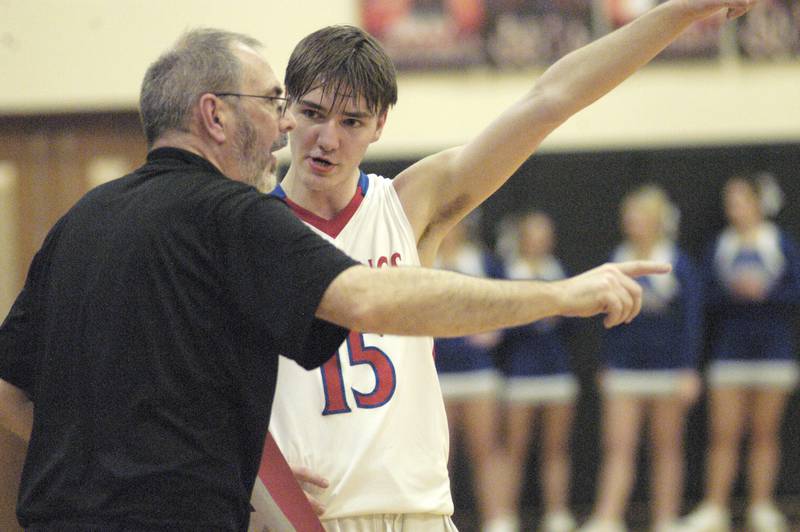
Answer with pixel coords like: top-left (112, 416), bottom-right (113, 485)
top-left (364, 142), bottom-right (800, 516)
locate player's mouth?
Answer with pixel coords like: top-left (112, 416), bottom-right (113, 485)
top-left (307, 155), bottom-right (337, 174)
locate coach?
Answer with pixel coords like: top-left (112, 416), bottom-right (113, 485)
top-left (0, 28), bottom-right (361, 531)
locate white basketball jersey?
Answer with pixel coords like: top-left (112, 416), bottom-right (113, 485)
top-left (266, 173), bottom-right (453, 518)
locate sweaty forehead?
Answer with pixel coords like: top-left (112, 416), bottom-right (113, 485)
top-left (299, 84), bottom-right (374, 115)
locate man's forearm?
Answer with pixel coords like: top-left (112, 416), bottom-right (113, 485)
top-left (0, 379), bottom-right (32, 442)
top-left (319, 261), bottom-right (669, 336)
top-left (318, 265), bottom-right (562, 337)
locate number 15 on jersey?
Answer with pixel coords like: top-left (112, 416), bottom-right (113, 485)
top-left (320, 331), bottom-right (397, 415)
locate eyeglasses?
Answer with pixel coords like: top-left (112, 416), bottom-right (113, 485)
top-left (212, 92), bottom-right (290, 118)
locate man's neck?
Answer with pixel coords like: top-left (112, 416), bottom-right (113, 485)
top-left (150, 133), bottom-right (229, 178)
top-left (280, 167), bottom-right (362, 220)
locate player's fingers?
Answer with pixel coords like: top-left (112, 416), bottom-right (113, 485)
top-left (726, 7), bottom-right (746, 19)
top-left (614, 260), bottom-right (671, 278)
top-left (615, 275), bottom-right (637, 325)
top-left (306, 494), bottom-right (326, 516)
top-left (616, 272), bottom-right (643, 323)
top-left (291, 465), bottom-right (329, 488)
top-left (726, 0), bottom-right (755, 19)
top-left (724, 0), bottom-right (756, 7)
top-left (602, 290), bottom-right (625, 329)
top-left (629, 283), bottom-right (643, 323)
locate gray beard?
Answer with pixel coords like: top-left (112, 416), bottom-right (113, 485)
top-left (234, 110), bottom-right (271, 188)
top-left (253, 167), bottom-right (277, 193)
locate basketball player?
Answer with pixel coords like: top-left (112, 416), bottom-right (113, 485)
top-left (583, 186), bottom-right (703, 532)
top-left (257, 1), bottom-right (760, 530)
top-left (494, 212), bottom-right (579, 532)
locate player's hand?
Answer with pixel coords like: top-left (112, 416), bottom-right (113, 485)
top-left (554, 261), bottom-right (672, 328)
top-left (675, 0), bottom-right (757, 20)
top-left (291, 465), bottom-right (329, 515)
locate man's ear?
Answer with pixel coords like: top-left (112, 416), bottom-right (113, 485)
top-left (371, 110), bottom-right (388, 143)
top-left (198, 93), bottom-right (226, 144)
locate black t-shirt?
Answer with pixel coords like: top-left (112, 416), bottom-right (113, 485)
top-left (0, 148), bottom-right (357, 530)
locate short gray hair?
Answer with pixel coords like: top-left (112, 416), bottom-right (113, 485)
top-left (139, 28), bottom-right (262, 147)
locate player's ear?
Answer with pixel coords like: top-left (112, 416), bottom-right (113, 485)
top-left (198, 93), bottom-right (227, 144)
top-left (371, 111), bottom-right (388, 143)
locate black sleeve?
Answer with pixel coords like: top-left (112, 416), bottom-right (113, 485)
top-left (216, 191), bottom-right (358, 369)
top-left (0, 250), bottom-right (45, 396)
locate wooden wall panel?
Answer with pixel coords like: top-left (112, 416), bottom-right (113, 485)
top-left (0, 112), bottom-right (144, 529)
top-left (0, 112), bottom-right (145, 294)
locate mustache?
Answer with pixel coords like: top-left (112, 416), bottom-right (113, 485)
top-left (270, 133), bottom-right (288, 152)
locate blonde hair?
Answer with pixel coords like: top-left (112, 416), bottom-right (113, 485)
top-left (622, 184), bottom-right (680, 239)
top-left (726, 172), bottom-right (784, 218)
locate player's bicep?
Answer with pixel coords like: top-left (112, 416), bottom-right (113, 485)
top-left (393, 149), bottom-right (457, 240)
top-left (396, 101), bottom-right (557, 248)
top-left (446, 99), bottom-right (553, 192)
top-left (394, 147), bottom-right (479, 251)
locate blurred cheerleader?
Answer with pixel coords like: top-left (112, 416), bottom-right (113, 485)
top-left (582, 185), bottom-right (703, 532)
top-left (433, 214), bottom-right (507, 532)
top-left (682, 174), bottom-right (800, 532)
top-left (493, 211), bottom-right (579, 532)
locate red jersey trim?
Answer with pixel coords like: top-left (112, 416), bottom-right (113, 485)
top-left (284, 180), bottom-right (366, 238)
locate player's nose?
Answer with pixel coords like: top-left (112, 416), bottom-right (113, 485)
top-left (316, 120), bottom-right (339, 151)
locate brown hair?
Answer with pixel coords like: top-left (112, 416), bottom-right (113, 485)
top-left (285, 25), bottom-right (397, 115)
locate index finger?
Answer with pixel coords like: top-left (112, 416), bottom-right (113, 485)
top-left (291, 465), bottom-right (329, 488)
top-left (613, 260), bottom-right (672, 278)
top-left (726, 0), bottom-right (757, 18)
top-left (726, 6), bottom-right (748, 19)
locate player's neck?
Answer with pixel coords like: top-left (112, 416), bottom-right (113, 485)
top-left (281, 167), bottom-right (361, 220)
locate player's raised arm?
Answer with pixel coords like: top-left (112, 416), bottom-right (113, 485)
top-left (315, 261), bottom-right (671, 337)
top-left (395, 0), bottom-right (757, 260)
